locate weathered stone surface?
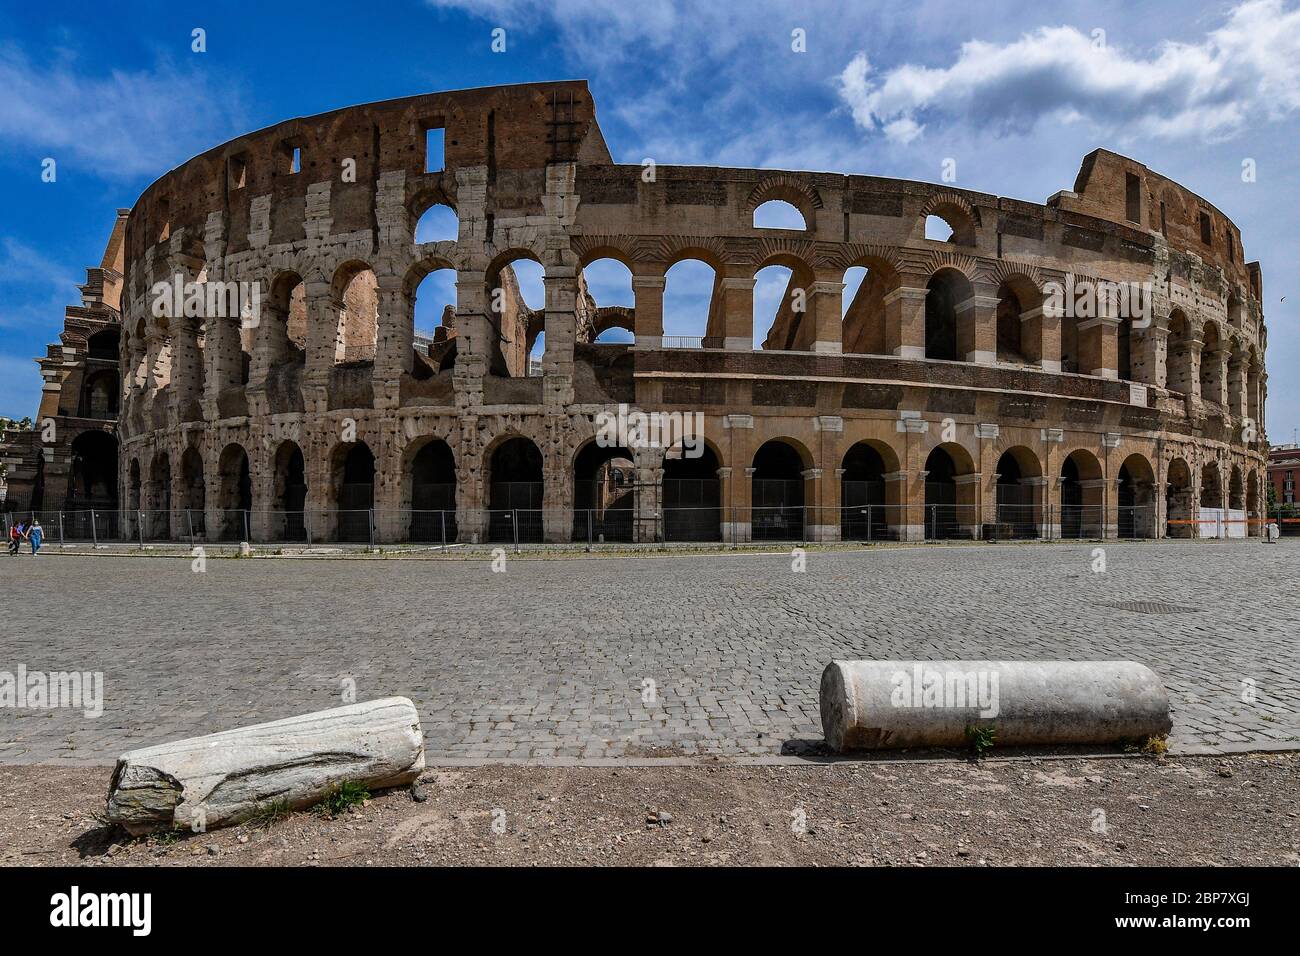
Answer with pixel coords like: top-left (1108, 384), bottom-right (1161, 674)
top-left (105, 696), bottom-right (425, 834)
top-left (820, 660), bottom-right (1172, 752)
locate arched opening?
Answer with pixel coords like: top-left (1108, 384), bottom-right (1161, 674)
top-left (662, 257), bottom-right (717, 348)
top-left (80, 369), bottom-right (120, 419)
top-left (923, 445), bottom-right (976, 539)
top-left (572, 441), bottom-right (635, 543)
top-left (148, 452), bottom-right (172, 540)
top-left (67, 430), bottom-right (119, 540)
top-left (1060, 450), bottom-right (1104, 539)
top-left (259, 272), bottom-right (306, 385)
top-left (487, 436), bottom-right (544, 543)
top-left (756, 259), bottom-right (815, 351)
top-left (995, 282), bottom-right (1026, 364)
top-left (412, 265), bottom-right (457, 370)
top-left (580, 257), bottom-right (635, 346)
top-left (753, 200), bottom-right (806, 230)
top-left (924, 269), bottom-right (969, 361)
top-left (332, 442), bottom-right (375, 543)
top-left (840, 441), bottom-right (893, 540)
top-left (1201, 460), bottom-right (1223, 510)
top-left (992, 447), bottom-right (1042, 539)
top-left (414, 203), bottom-right (458, 244)
top-left (1228, 465), bottom-right (1245, 539)
top-left (217, 443), bottom-right (252, 541)
top-left (1118, 453), bottom-right (1156, 538)
top-left (751, 440), bottom-right (807, 541)
top-left (271, 441), bottom-right (307, 542)
top-left (333, 262), bottom-right (379, 365)
top-left (486, 254), bottom-right (544, 377)
top-left (407, 439), bottom-right (457, 543)
top-left (1247, 348), bottom-right (1262, 424)
top-left (180, 446), bottom-right (205, 539)
top-left (1166, 458), bottom-right (1193, 538)
top-left (662, 443), bottom-right (721, 542)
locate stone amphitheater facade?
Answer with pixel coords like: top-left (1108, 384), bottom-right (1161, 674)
top-left (114, 80), bottom-right (1269, 545)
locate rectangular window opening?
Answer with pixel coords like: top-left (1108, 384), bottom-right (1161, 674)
top-left (425, 126), bottom-right (445, 174)
top-left (1125, 172), bottom-right (1141, 224)
top-left (1160, 201), bottom-right (1167, 237)
top-left (1199, 210), bottom-right (1212, 245)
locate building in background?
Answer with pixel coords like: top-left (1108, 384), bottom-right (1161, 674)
top-left (0, 212), bottom-right (127, 524)
top-left (1268, 444), bottom-right (1300, 507)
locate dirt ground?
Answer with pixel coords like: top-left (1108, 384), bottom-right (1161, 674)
top-left (2, 753), bottom-right (1298, 867)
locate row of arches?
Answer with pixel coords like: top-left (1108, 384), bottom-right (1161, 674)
top-left (120, 431), bottom-right (1262, 545)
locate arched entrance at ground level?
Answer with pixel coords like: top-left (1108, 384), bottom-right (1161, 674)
top-left (271, 441), bottom-right (308, 542)
top-left (923, 444), bottom-right (977, 539)
top-left (572, 442), bottom-right (635, 543)
top-left (331, 442), bottom-right (375, 543)
top-left (147, 452), bottom-right (172, 540)
top-left (179, 447), bottom-right (205, 538)
top-left (1060, 450), bottom-right (1104, 539)
top-left (992, 447), bottom-right (1042, 539)
top-left (662, 444), bottom-right (721, 542)
top-left (1229, 465), bottom-right (1245, 511)
top-left (488, 437), bottom-right (544, 543)
top-left (751, 440), bottom-right (807, 541)
top-left (217, 444), bottom-right (252, 541)
top-left (1166, 458), bottom-right (1193, 538)
top-left (67, 431), bottom-right (119, 540)
top-left (1118, 454), bottom-right (1157, 539)
top-left (1201, 461), bottom-right (1223, 510)
top-left (407, 439), bottom-right (457, 543)
top-left (840, 441), bottom-right (892, 540)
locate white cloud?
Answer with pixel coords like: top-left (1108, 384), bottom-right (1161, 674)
top-left (837, 0), bottom-right (1300, 143)
top-left (0, 44), bottom-right (245, 179)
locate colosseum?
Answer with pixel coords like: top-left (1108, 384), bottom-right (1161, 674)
top-left (100, 80), bottom-right (1267, 546)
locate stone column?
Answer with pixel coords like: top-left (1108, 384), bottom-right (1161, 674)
top-left (1077, 316), bottom-right (1120, 379)
top-left (885, 471), bottom-right (920, 541)
top-left (802, 467), bottom-right (825, 542)
top-left (884, 286), bottom-right (927, 359)
top-left (716, 466), bottom-right (737, 544)
top-left (1227, 353), bottom-right (1245, 419)
top-left (631, 271), bottom-right (665, 349)
top-left (1022, 305), bottom-right (1063, 372)
top-left (542, 266), bottom-right (578, 407)
top-left (301, 278), bottom-right (337, 415)
top-left (1205, 343), bottom-right (1230, 407)
top-left (1130, 326), bottom-right (1168, 387)
top-left (737, 466), bottom-right (758, 543)
top-left (807, 276), bottom-right (845, 354)
top-left (372, 273), bottom-right (411, 410)
top-left (956, 291), bottom-right (998, 365)
top-left (203, 315), bottom-right (243, 421)
top-left (719, 271), bottom-right (755, 351)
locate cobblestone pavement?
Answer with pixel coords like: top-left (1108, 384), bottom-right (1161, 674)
top-left (2, 540), bottom-right (1297, 763)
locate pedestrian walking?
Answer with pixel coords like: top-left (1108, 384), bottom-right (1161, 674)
top-left (8, 520), bottom-right (24, 556)
top-left (28, 518), bottom-right (43, 556)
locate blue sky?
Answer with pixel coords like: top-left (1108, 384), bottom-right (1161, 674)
top-left (1, 0), bottom-right (1297, 441)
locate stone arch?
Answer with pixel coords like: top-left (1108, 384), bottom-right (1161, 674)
top-left (414, 203), bottom-right (459, 244)
top-left (257, 271), bottom-right (306, 381)
top-left (752, 200), bottom-right (807, 231)
top-left (745, 176), bottom-right (823, 226)
top-left (662, 437), bottom-right (723, 543)
top-left (994, 272), bottom-right (1043, 366)
top-left (925, 267), bottom-right (973, 361)
top-left (1247, 467), bottom-right (1261, 536)
top-left (485, 249), bottom-right (545, 377)
top-left (756, 252), bottom-right (817, 351)
top-left (269, 439), bottom-right (308, 542)
top-left (918, 193), bottom-right (978, 246)
top-left (148, 450), bottom-right (173, 539)
top-left (924, 442), bottom-right (978, 539)
top-left (1229, 463), bottom-right (1245, 511)
top-left (840, 439), bottom-right (900, 540)
top-left (402, 435), bottom-right (457, 542)
top-left (841, 252), bottom-right (901, 356)
top-left (993, 444), bottom-right (1043, 536)
top-left (486, 434), bottom-right (545, 543)
top-left (1060, 448), bottom-right (1104, 538)
top-left (216, 442), bottom-right (252, 541)
top-left (406, 254), bottom-right (458, 371)
top-left (328, 440), bottom-right (376, 543)
top-left (80, 367), bottom-right (120, 418)
top-left (179, 445), bottom-right (206, 538)
top-left (1118, 452), bottom-right (1157, 538)
top-left (571, 437), bottom-right (636, 542)
top-left (662, 254), bottom-right (719, 346)
top-left (1199, 319), bottom-right (1224, 404)
top-left (751, 438), bottom-right (811, 541)
top-left (1201, 458), bottom-right (1223, 510)
top-left (331, 260), bottom-right (379, 366)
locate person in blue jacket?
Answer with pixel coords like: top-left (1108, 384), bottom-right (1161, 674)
top-left (28, 518), bottom-right (43, 556)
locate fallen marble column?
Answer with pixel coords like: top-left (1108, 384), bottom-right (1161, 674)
top-left (820, 660), bottom-right (1171, 753)
top-left (105, 696), bottom-right (425, 834)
